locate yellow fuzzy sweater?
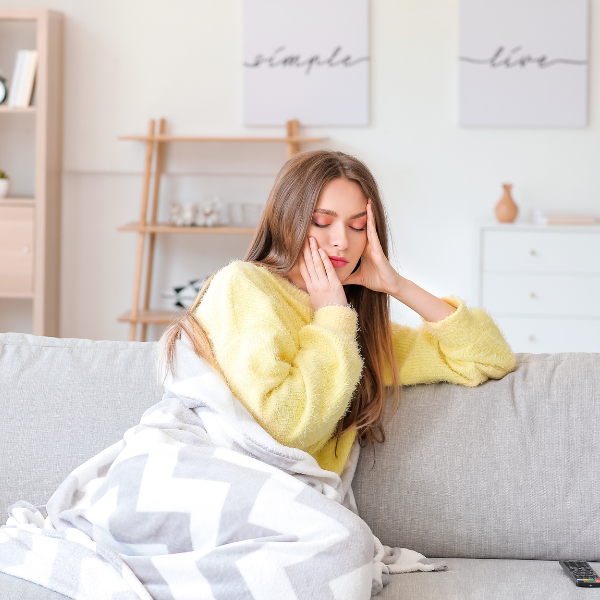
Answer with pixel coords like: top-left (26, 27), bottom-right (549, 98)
top-left (195, 260), bottom-right (516, 475)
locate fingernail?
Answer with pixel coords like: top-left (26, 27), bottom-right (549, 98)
top-left (310, 237), bottom-right (315, 245)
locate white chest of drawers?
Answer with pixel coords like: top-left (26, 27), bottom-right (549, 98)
top-left (478, 223), bottom-right (600, 353)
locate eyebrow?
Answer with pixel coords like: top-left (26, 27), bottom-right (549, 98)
top-left (314, 208), bottom-right (368, 219)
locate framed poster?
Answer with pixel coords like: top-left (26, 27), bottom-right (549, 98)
top-left (459, 0), bottom-right (589, 127)
top-left (243, 0), bottom-right (370, 126)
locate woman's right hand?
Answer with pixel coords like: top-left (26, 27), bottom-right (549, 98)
top-left (299, 237), bottom-right (348, 311)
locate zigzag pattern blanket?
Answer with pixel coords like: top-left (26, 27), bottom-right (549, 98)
top-left (0, 334), bottom-right (446, 599)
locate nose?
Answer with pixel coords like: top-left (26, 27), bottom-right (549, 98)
top-left (330, 222), bottom-right (349, 251)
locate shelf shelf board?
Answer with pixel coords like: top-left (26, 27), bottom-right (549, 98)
top-left (118, 222), bottom-right (256, 234)
top-left (118, 309), bottom-right (185, 324)
top-left (0, 105), bottom-right (36, 113)
top-left (0, 196), bottom-right (36, 206)
top-left (0, 291), bottom-right (35, 299)
top-left (118, 134), bottom-right (326, 143)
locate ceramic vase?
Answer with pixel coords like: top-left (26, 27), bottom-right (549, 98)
top-left (0, 178), bottom-right (10, 198)
top-left (495, 183), bottom-right (518, 223)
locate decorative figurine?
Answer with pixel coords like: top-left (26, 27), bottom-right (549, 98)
top-left (195, 196), bottom-right (221, 227)
top-left (181, 203), bottom-right (197, 227)
top-left (168, 201), bottom-right (184, 226)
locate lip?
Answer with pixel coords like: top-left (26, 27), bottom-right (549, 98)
top-left (329, 256), bottom-right (349, 266)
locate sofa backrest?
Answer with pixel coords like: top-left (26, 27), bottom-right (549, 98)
top-left (1, 333), bottom-right (599, 561)
top-left (353, 351), bottom-right (600, 561)
top-left (0, 333), bottom-right (163, 521)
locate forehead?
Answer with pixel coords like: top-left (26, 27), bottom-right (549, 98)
top-left (315, 178), bottom-right (367, 214)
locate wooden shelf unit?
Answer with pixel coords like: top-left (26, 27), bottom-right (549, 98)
top-left (119, 118), bottom-right (325, 341)
top-left (0, 9), bottom-right (63, 336)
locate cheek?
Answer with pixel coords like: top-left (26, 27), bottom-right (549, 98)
top-left (307, 225), bottom-right (328, 247)
top-left (353, 233), bottom-right (367, 258)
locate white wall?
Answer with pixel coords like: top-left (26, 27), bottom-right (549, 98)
top-left (2, 0), bottom-right (599, 340)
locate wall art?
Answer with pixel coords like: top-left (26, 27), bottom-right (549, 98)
top-left (459, 0), bottom-right (588, 127)
top-left (243, 0), bottom-right (369, 126)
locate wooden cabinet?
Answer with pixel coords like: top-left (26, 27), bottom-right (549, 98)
top-left (0, 205), bottom-right (34, 295)
top-left (479, 224), bottom-right (600, 353)
top-left (0, 9), bottom-right (63, 336)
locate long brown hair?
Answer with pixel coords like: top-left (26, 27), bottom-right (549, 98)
top-left (159, 150), bottom-right (401, 456)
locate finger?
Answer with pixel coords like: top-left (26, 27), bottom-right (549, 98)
top-left (298, 256), bottom-right (311, 286)
top-left (303, 240), bottom-right (318, 281)
top-left (318, 248), bottom-right (340, 284)
top-left (309, 237), bottom-right (327, 281)
top-left (366, 200), bottom-right (384, 255)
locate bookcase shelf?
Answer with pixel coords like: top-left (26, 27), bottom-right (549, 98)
top-left (0, 9), bottom-right (63, 336)
top-left (0, 196), bottom-right (36, 205)
top-left (118, 309), bottom-right (185, 325)
top-left (119, 118), bottom-right (325, 341)
top-left (0, 106), bottom-right (36, 112)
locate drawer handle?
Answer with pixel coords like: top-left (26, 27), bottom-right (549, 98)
top-left (529, 292), bottom-right (536, 298)
top-left (23, 246), bottom-right (30, 254)
top-left (529, 249), bottom-right (537, 256)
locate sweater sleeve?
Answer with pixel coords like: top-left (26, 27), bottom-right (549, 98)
top-left (195, 266), bottom-right (364, 454)
top-left (385, 296), bottom-right (517, 387)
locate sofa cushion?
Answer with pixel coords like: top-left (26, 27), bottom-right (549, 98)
top-left (0, 333), bottom-right (163, 520)
top-left (377, 558), bottom-right (600, 599)
top-left (0, 573), bottom-right (68, 599)
top-left (354, 352), bottom-right (600, 561)
top-left (3, 559), bottom-right (600, 599)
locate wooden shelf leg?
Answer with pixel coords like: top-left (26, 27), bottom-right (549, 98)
top-left (129, 119), bottom-right (156, 341)
top-left (141, 118), bottom-right (166, 342)
top-left (286, 119), bottom-right (300, 158)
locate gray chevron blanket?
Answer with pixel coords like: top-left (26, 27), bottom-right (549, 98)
top-left (0, 334), bottom-right (446, 599)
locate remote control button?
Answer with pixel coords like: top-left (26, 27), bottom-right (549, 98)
top-left (595, 579), bottom-right (600, 582)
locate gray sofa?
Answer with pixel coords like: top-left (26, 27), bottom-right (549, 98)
top-left (1, 331), bottom-right (599, 599)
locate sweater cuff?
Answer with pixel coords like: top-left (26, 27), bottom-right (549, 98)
top-left (313, 305), bottom-right (359, 338)
top-left (419, 296), bottom-right (474, 347)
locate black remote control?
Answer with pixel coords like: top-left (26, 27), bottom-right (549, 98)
top-left (559, 560), bottom-right (600, 587)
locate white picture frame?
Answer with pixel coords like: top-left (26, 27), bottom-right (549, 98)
top-left (459, 0), bottom-right (589, 127)
top-left (243, 0), bottom-right (370, 126)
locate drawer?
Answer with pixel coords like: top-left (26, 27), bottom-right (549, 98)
top-left (483, 230), bottom-right (600, 274)
top-left (493, 316), bottom-right (600, 353)
top-left (482, 273), bottom-right (600, 317)
top-left (0, 206), bottom-right (34, 294)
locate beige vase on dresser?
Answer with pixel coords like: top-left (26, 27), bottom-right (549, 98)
top-left (494, 184), bottom-right (519, 223)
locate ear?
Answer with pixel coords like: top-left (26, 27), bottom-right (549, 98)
top-left (351, 258), bottom-right (361, 274)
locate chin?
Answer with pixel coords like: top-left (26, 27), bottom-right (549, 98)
top-left (338, 265), bottom-right (356, 284)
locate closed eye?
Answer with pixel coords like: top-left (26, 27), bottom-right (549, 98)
top-left (312, 222), bottom-right (365, 232)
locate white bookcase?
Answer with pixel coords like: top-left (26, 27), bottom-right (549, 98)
top-left (0, 9), bottom-right (63, 336)
top-left (478, 223), bottom-right (600, 353)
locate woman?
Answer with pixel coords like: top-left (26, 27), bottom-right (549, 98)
top-left (161, 149), bottom-right (517, 477)
top-left (0, 150), bottom-right (516, 599)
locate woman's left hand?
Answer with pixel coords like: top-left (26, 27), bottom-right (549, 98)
top-left (343, 199), bottom-right (404, 296)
